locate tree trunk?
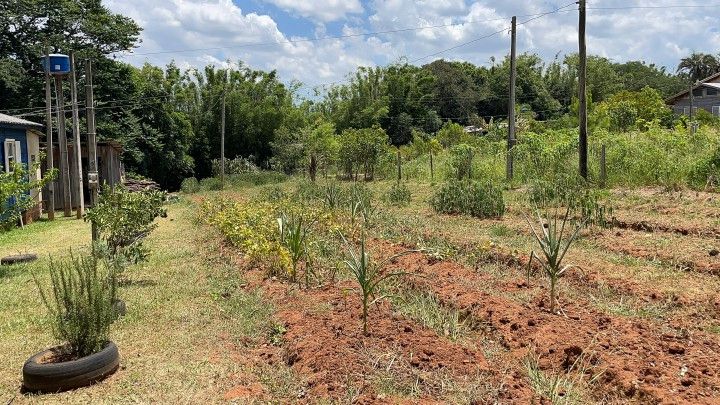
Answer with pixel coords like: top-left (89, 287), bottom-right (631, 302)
top-left (309, 155), bottom-right (317, 182)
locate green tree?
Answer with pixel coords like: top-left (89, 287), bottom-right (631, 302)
top-left (677, 52), bottom-right (720, 82)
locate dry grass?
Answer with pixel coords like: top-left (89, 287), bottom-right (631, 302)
top-left (0, 200), bottom-right (284, 403)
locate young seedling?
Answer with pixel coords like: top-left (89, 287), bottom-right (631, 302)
top-left (277, 212), bottom-right (313, 283)
top-left (323, 182), bottom-right (341, 209)
top-left (526, 206), bottom-right (585, 314)
top-left (341, 231), bottom-right (415, 335)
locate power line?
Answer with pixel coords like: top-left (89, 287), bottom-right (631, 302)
top-left (408, 2), bottom-right (578, 64)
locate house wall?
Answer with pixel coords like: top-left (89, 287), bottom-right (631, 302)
top-left (26, 130), bottom-right (42, 218)
top-left (671, 93), bottom-right (720, 115)
top-left (0, 126), bottom-right (29, 171)
top-left (0, 125), bottom-right (43, 221)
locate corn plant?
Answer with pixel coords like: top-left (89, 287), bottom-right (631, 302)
top-left (277, 212), bottom-right (313, 283)
top-left (527, 207), bottom-right (585, 314)
top-left (341, 231), bottom-right (414, 335)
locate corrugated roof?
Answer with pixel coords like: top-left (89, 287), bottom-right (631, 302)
top-left (0, 113), bottom-right (43, 128)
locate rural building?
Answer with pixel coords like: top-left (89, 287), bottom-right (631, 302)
top-left (666, 72), bottom-right (720, 116)
top-left (0, 113), bottom-right (44, 220)
top-left (42, 140), bottom-right (124, 209)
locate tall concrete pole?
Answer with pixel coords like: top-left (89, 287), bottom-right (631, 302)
top-left (507, 16), bottom-right (517, 182)
top-left (70, 53), bottom-right (84, 218)
top-left (85, 59), bottom-right (99, 241)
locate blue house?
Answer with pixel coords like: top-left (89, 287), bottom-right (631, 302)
top-left (0, 113), bottom-right (44, 220)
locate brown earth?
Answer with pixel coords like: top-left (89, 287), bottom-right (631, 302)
top-left (374, 239), bottom-right (720, 404)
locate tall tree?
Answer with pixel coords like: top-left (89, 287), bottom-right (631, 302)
top-left (677, 52), bottom-right (720, 82)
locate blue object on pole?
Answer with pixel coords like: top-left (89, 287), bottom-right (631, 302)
top-left (41, 54), bottom-right (71, 75)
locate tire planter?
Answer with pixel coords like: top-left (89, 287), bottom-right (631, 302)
top-left (22, 341), bottom-right (120, 393)
top-left (1, 253), bottom-right (38, 265)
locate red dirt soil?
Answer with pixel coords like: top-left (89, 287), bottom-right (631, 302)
top-left (231, 262), bottom-right (526, 403)
top-left (374, 239), bottom-right (720, 404)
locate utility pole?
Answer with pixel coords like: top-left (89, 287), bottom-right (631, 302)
top-left (507, 16), bottom-right (517, 182)
top-left (85, 59), bottom-right (99, 241)
top-left (70, 53), bottom-right (84, 218)
top-left (689, 82), bottom-right (694, 121)
top-left (220, 90), bottom-right (226, 189)
top-left (578, 0), bottom-right (588, 179)
top-left (54, 75), bottom-right (72, 216)
top-left (44, 46), bottom-right (55, 220)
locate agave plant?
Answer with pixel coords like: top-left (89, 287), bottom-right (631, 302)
top-left (277, 212), bottom-right (313, 283)
top-left (526, 207), bottom-right (585, 314)
top-left (323, 182), bottom-right (341, 209)
top-left (341, 231), bottom-right (415, 335)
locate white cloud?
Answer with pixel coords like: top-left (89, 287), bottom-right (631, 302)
top-left (262, 0), bottom-right (363, 22)
top-left (105, 0), bottom-right (720, 93)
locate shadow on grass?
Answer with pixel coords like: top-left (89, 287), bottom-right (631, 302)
top-left (118, 278), bottom-right (157, 288)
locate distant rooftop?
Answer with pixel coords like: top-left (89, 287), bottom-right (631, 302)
top-left (0, 112), bottom-right (43, 129)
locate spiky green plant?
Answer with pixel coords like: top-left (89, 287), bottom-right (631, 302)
top-left (527, 207), bottom-right (585, 314)
top-left (277, 212), bottom-right (312, 283)
top-left (323, 182), bottom-right (341, 209)
top-left (341, 231), bottom-right (414, 334)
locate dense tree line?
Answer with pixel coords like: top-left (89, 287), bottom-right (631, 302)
top-left (1, 1), bottom-right (717, 189)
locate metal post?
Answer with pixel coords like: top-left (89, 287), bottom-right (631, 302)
top-left (44, 46), bottom-right (55, 220)
top-left (578, 0), bottom-right (589, 179)
top-left (70, 53), bottom-right (84, 218)
top-left (54, 75), bottom-right (72, 217)
top-left (507, 16), bottom-right (517, 182)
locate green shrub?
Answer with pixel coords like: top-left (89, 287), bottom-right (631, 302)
top-left (180, 177), bottom-right (200, 194)
top-left (199, 177), bottom-right (222, 191)
top-left (446, 144), bottom-right (476, 180)
top-left (35, 254), bottom-right (118, 357)
top-left (383, 182), bottom-right (412, 206)
top-left (85, 186), bottom-right (166, 263)
top-left (431, 179), bottom-right (504, 218)
top-left (527, 175), bottom-right (614, 228)
top-left (1, 154), bottom-right (56, 230)
top-left (689, 145), bottom-right (720, 190)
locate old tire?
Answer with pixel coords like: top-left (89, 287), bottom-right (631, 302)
top-left (1, 254), bottom-right (37, 265)
top-left (22, 341), bottom-right (120, 393)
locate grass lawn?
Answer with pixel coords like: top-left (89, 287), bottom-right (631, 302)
top-left (0, 200), bottom-right (261, 403)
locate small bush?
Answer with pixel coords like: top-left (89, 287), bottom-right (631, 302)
top-left (35, 254), bottom-right (118, 357)
top-left (383, 182), bottom-right (412, 206)
top-left (199, 177), bottom-right (222, 191)
top-left (180, 177), bottom-right (200, 194)
top-left (85, 186), bottom-right (166, 263)
top-left (689, 145), bottom-right (720, 190)
top-left (431, 179), bottom-right (504, 218)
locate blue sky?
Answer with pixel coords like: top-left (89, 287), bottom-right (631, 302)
top-left (106, 0), bottom-right (720, 96)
